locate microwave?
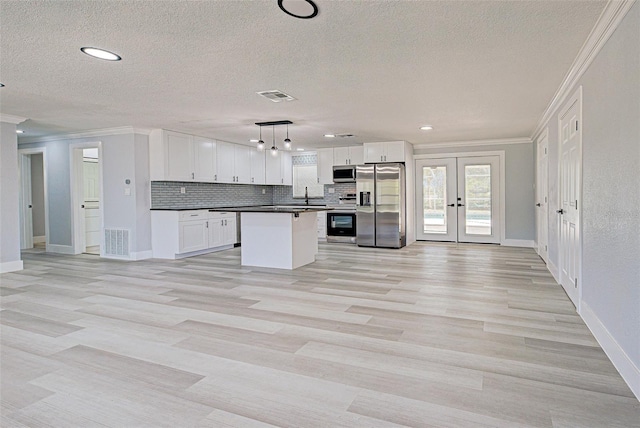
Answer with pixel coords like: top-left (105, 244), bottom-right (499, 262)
top-left (332, 165), bottom-right (357, 183)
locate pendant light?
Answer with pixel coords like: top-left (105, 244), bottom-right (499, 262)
top-left (257, 126), bottom-right (265, 150)
top-left (270, 125), bottom-right (279, 156)
top-left (283, 124), bottom-right (292, 150)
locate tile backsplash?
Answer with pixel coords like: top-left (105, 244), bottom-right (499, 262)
top-left (151, 181), bottom-right (356, 209)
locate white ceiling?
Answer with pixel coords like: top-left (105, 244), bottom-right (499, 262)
top-left (1, 0), bottom-right (606, 149)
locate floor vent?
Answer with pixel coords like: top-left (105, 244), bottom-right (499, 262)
top-left (104, 229), bottom-right (130, 257)
top-left (256, 90), bottom-right (296, 102)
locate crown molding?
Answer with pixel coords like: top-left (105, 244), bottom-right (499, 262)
top-left (0, 114), bottom-right (27, 124)
top-left (531, 0), bottom-right (636, 140)
top-left (18, 126), bottom-right (154, 144)
top-left (413, 137), bottom-right (532, 150)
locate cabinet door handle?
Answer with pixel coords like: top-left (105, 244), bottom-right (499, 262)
top-left (192, 172), bottom-right (194, 179)
top-left (224, 219), bottom-right (227, 226)
top-left (206, 221), bottom-right (208, 228)
top-left (214, 174), bottom-right (217, 181)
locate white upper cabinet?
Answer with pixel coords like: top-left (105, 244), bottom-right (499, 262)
top-left (234, 145), bottom-right (252, 184)
top-left (250, 148), bottom-right (266, 184)
top-left (193, 136), bottom-right (217, 182)
top-left (316, 148), bottom-right (334, 185)
top-left (364, 141), bottom-right (407, 163)
top-left (333, 145), bottom-right (363, 165)
top-left (150, 130), bottom-right (195, 181)
top-left (216, 141), bottom-right (236, 183)
top-left (265, 151), bottom-right (292, 185)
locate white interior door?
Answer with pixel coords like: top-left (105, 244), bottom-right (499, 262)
top-left (19, 154), bottom-right (34, 249)
top-left (83, 157), bottom-right (100, 248)
top-left (558, 96), bottom-right (581, 308)
top-left (416, 155), bottom-right (500, 243)
top-left (536, 133), bottom-right (549, 263)
top-left (457, 156), bottom-right (500, 244)
top-left (416, 158), bottom-right (457, 241)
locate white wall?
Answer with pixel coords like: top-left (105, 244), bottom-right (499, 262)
top-left (537, 2), bottom-right (639, 397)
top-left (413, 142), bottom-right (535, 242)
top-left (19, 131), bottom-right (152, 258)
top-left (0, 120), bottom-right (23, 272)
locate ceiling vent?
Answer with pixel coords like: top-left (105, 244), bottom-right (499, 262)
top-left (256, 90), bottom-right (296, 103)
top-left (335, 133), bottom-right (355, 138)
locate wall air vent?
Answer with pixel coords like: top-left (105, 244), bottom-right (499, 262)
top-left (335, 134), bottom-right (355, 138)
top-left (256, 90), bottom-right (296, 103)
top-left (104, 228), bottom-right (130, 258)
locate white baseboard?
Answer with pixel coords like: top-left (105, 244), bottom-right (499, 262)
top-left (547, 259), bottom-right (560, 283)
top-left (581, 301), bottom-right (640, 401)
top-left (33, 235), bottom-right (46, 244)
top-left (130, 250), bottom-right (153, 261)
top-left (46, 244), bottom-right (75, 255)
top-left (502, 239), bottom-right (534, 248)
top-left (0, 260), bottom-right (24, 273)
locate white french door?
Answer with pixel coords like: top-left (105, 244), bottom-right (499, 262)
top-left (536, 132), bottom-right (549, 264)
top-left (416, 156), bottom-right (500, 244)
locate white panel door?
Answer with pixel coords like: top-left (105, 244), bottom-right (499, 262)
top-left (179, 220), bottom-right (208, 253)
top-left (208, 218), bottom-right (224, 248)
top-left (193, 137), bottom-right (217, 182)
top-left (536, 134), bottom-right (549, 263)
top-left (558, 97), bottom-right (581, 308)
top-left (457, 156), bottom-right (500, 244)
top-left (281, 152), bottom-right (292, 185)
top-left (383, 141), bottom-right (405, 162)
top-left (364, 143), bottom-right (385, 163)
top-left (415, 158), bottom-right (458, 241)
top-left (333, 147), bottom-right (350, 165)
top-left (265, 152), bottom-right (282, 185)
top-left (349, 146), bottom-right (364, 165)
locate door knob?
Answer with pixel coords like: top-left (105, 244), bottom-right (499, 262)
top-left (28, 204), bottom-right (32, 208)
top-left (81, 204), bottom-right (85, 208)
top-left (556, 209), bottom-right (564, 214)
top-left (457, 204), bottom-right (465, 207)
top-left (536, 203), bottom-right (541, 207)
top-left (447, 204), bottom-right (455, 207)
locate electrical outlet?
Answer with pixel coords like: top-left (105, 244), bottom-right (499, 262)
top-left (180, 187), bottom-right (186, 194)
top-left (262, 188), bottom-right (266, 194)
top-left (328, 187), bottom-right (335, 194)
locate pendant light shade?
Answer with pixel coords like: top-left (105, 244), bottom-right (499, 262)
top-left (283, 124), bottom-right (292, 150)
top-left (257, 126), bottom-right (265, 150)
top-left (270, 125), bottom-right (279, 156)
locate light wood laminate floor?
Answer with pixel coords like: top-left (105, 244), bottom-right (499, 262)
top-left (1, 242), bottom-right (638, 427)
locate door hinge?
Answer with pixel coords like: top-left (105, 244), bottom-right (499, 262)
top-left (576, 121), bottom-right (579, 131)
top-left (576, 199), bottom-right (578, 210)
top-left (544, 245), bottom-right (547, 251)
top-left (544, 148), bottom-right (547, 154)
top-left (574, 278), bottom-right (578, 288)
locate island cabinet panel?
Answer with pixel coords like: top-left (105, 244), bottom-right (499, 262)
top-left (316, 148), bottom-right (334, 185)
top-left (151, 210), bottom-right (236, 259)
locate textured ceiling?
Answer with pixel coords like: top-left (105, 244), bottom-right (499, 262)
top-left (1, 1), bottom-right (605, 148)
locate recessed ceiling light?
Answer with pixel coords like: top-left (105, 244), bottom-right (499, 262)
top-left (296, 148), bottom-right (305, 151)
top-left (80, 47), bottom-right (122, 61)
top-left (249, 139), bottom-right (259, 143)
top-left (324, 134), bottom-right (336, 138)
top-left (420, 125), bottom-right (433, 131)
top-left (0, 83), bottom-right (4, 87)
top-left (16, 130), bottom-right (24, 134)
top-left (278, 0), bottom-right (318, 19)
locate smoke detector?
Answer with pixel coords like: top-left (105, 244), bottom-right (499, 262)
top-left (256, 90), bottom-right (296, 103)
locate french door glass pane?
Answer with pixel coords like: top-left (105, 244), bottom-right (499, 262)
top-left (465, 165), bottom-right (491, 235)
top-left (422, 166), bottom-right (447, 234)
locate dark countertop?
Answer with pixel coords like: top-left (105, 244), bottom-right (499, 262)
top-left (151, 205), bottom-right (331, 213)
top-left (208, 206), bottom-right (332, 214)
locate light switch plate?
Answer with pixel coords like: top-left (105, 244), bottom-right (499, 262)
top-left (180, 187), bottom-right (186, 194)
top-left (328, 187), bottom-right (335, 193)
top-left (124, 188), bottom-right (131, 196)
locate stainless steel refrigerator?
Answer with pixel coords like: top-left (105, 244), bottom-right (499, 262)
top-left (356, 163), bottom-right (406, 248)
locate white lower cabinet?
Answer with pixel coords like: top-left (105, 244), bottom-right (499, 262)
top-left (152, 210), bottom-right (237, 259)
top-left (317, 211), bottom-right (327, 240)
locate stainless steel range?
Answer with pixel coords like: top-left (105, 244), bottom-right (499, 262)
top-left (326, 193), bottom-right (357, 244)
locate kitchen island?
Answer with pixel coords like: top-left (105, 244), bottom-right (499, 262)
top-left (209, 206), bottom-right (331, 270)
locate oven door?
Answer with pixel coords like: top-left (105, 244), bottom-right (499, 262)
top-left (327, 212), bottom-right (356, 237)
